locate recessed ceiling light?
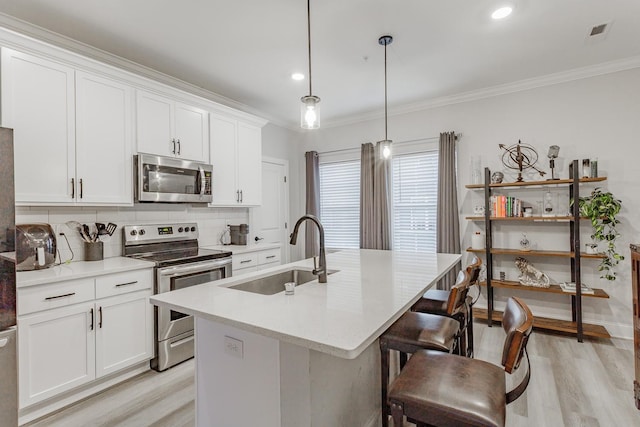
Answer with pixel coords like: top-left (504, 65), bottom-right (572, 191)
top-left (491, 6), bottom-right (513, 20)
top-left (291, 73), bottom-right (305, 81)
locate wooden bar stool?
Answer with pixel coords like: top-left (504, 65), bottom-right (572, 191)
top-left (387, 296), bottom-right (534, 427)
top-left (380, 270), bottom-right (471, 427)
top-left (412, 256), bottom-right (482, 357)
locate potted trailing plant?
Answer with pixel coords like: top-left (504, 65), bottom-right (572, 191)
top-left (572, 188), bottom-right (623, 280)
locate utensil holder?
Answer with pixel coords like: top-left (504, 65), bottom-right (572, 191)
top-left (84, 241), bottom-right (104, 261)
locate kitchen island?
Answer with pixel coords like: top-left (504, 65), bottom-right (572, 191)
top-left (150, 249), bottom-right (460, 427)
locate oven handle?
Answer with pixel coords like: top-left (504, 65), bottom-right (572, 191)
top-left (158, 258), bottom-right (232, 278)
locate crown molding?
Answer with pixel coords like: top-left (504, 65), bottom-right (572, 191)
top-left (0, 13), bottom-right (290, 128)
top-left (324, 55), bottom-right (640, 129)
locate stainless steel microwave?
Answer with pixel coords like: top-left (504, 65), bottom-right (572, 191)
top-left (135, 153), bottom-right (213, 203)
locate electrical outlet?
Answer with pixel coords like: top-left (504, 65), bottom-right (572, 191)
top-left (224, 336), bottom-right (243, 359)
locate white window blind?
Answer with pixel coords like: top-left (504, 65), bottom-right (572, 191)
top-left (319, 160), bottom-right (361, 249)
top-left (392, 151), bottom-right (439, 252)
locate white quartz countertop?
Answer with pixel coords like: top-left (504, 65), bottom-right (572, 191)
top-left (17, 257), bottom-right (156, 288)
top-left (202, 242), bottom-right (281, 254)
top-left (150, 249), bottom-right (461, 359)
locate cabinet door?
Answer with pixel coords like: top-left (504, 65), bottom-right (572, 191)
top-left (76, 71), bottom-right (133, 205)
top-left (18, 302), bottom-right (95, 407)
top-left (237, 122), bottom-right (262, 206)
top-left (1, 48), bottom-right (76, 205)
top-left (210, 115), bottom-right (239, 205)
top-left (175, 102), bottom-right (209, 162)
top-left (136, 90), bottom-right (174, 157)
top-left (95, 290), bottom-right (153, 378)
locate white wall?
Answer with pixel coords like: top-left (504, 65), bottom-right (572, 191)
top-left (301, 68), bottom-right (640, 339)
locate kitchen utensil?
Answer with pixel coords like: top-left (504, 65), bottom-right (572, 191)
top-left (83, 224), bottom-right (92, 242)
top-left (106, 223), bottom-right (117, 236)
top-left (96, 223), bottom-right (108, 236)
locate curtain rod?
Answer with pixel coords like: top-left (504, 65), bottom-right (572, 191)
top-left (317, 133), bottom-right (461, 156)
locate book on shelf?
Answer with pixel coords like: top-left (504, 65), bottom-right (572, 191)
top-left (489, 194), bottom-right (523, 218)
top-left (559, 282), bottom-right (595, 295)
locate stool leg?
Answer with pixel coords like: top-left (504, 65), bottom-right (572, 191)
top-left (467, 305), bottom-right (475, 358)
top-left (399, 351), bottom-right (408, 369)
top-left (390, 401), bottom-right (404, 427)
top-left (380, 338), bottom-right (390, 427)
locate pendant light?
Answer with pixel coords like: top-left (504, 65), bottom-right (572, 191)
top-left (300, 0), bottom-right (320, 129)
top-left (378, 35), bottom-right (393, 158)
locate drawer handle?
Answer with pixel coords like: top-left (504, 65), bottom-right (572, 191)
top-left (45, 292), bottom-right (76, 301)
top-left (240, 259), bottom-right (252, 264)
top-left (115, 281), bottom-right (138, 288)
top-left (266, 255), bottom-right (276, 259)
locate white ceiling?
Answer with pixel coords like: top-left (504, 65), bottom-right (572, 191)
top-left (0, 0), bottom-right (639, 129)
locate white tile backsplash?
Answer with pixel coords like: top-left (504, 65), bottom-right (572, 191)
top-left (16, 204), bottom-right (249, 261)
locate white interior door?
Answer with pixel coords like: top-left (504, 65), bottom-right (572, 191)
top-left (252, 158), bottom-right (289, 263)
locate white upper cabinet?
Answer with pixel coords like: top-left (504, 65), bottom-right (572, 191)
top-left (1, 48), bottom-right (134, 206)
top-left (1, 48), bottom-right (76, 204)
top-left (136, 89), bottom-right (209, 162)
top-left (210, 114), bottom-right (262, 206)
top-left (75, 71), bottom-right (133, 204)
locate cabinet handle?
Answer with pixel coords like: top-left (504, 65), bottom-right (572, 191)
top-left (236, 190), bottom-right (240, 203)
top-left (240, 259), bottom-right (252, 264)
top-left (98, 306), bottom-right (103, 329)
top-left (45, 292), bottom-right (76, 300)
top-left (177, 139), bottom-right (181, 155)
top-left (115, 281), bottom-right (138, 288)
top-left (71, 178), bottom-right (75, 199)
top-left (266, 255), bottom-right (276, 259)
top-left (172, 138), bottom-right (176, 154)
top-left (89, 308), bottom-right (94, 331)
top-left (240, 190), bottom-right (243, 203)
top-left (79, 178), bottom-right (83, 199)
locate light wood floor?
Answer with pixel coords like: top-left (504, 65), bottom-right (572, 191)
top-left (25, 324), bottom-right (640, 427)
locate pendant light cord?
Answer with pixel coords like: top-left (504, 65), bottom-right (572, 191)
top-left (384, 40), bottom-right (388, 141)
top-left (307, 0), bottom-right (312, 97)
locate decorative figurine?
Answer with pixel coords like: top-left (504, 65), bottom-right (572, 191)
top-left (491, 171), bottom-right (504, 184)
top-left (498, 140), bottom-right (546, 182)
top-left (515, 256), bottom-right (550, 288)
top-left (519, 233), bottom-right (531, 251)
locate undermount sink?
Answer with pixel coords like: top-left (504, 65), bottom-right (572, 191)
top-left (228, 268), bottom-right (338, 295)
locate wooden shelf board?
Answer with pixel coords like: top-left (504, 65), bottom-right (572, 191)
top-left (466, 247), bottom-right (606, 259)
top-left (478, 280), bottom-right (609, 298)
top-left (465, 176), bottom-right (606, 189)
top-left (473, 308), bottom-right (611, 339)
top-left (465, 216), bottom-right (582, 222)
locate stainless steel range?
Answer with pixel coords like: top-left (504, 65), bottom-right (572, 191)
top-left (123, 222), bottom-right (232, 371)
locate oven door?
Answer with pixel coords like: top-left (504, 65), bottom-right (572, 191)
top-left (136, 153), bottom-right (212, 203)
top-left (156, 257), bottom-right (231, 341)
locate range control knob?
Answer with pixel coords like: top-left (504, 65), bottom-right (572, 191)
top-left (130, 230), bottom-right (137, 236)
top-left (178, 227), bottom-right (184, 232)
top-left (139, 229), bottom-right (146, 235)
top-left (190, 226), bottom-right (196, 232)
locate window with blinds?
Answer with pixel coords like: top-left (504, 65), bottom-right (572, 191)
top-left (392, 151), bottom-right (439, 252)
top-left (319, 160), bottom-right (361, 249)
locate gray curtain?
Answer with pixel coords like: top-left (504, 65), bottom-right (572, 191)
top-left (360, 142), bottom-right (391, 250)
top-left (436, 131), bottom-right (461, 289)
top-left (304, 151), bottom-right (320, 258)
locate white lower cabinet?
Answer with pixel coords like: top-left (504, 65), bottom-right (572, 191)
top-left (17, 269), bottom-right (153, 408)
top-left (18, 301), bottom-right (96, 407)
top-left (232, 247), bottom-right (281, 276)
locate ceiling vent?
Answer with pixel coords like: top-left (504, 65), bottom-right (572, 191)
top-left (590, 23), bottom-right (608, 37)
